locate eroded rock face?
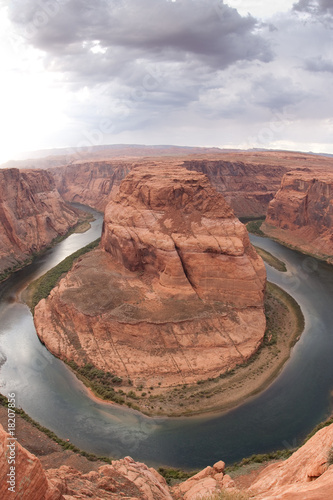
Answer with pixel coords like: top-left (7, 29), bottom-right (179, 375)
top-left (46, 457), bottom-right (173, 500)
top-left (262, 170), bottom-right (333, 263)
top-left (0, 168), bottom-right (79, 277)
top-left (50, 161), bottom-right (132, 211)
top-left (183, 159), bottom-right (289, 217)
top-left (249, 423), bottom-right (333, 500)
top-left (0, 424), bottom-right (61, 500)
top-left (34, 166), bottom-right (266, 388)
top-left (50, 154), bottom-right (290, 216)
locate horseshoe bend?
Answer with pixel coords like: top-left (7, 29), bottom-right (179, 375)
top-left (33, 166), bottom-right (269, 396)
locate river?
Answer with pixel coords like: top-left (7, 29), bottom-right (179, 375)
top-left (0, 209), bottom-right (332, 469)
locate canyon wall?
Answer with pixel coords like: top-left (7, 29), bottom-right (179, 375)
top-left (50, 161), bottom-right (132, 212)
top-left (183, 159), bottom-right (289, 217)
top-left (0, 168), bottom-right (79, 278)
top-left (34, 166), bottom-right (266, 388)
top-left (49, 155), bottom-right (289, 216)
top-left (262, 170), bottom-right (333, 263)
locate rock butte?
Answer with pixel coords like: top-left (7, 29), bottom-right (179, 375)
top-left (262, 169), bottom-right (333, 264)
top-left (34, 166), bottom-right (266, 387)
top-left (1, 421), bottom-right (333, 499)
top-left (0, 168), bottom-right (79, 277)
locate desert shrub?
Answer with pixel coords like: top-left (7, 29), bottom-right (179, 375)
top-left (328, 446), bottom-right (333, 465)
top-left (29, 238), bottom-right (100, 311)
top-left (200, 490), bottom-right (250, 500)
top-left (246, 220), bottom-right (264, 236)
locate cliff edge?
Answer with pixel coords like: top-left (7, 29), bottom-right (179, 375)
top-left (0, 168), bottom-right (79, 279)
top-left (262, 169), bottom-right (333, 263)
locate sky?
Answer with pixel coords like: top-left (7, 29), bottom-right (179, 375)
top-left (1, 0), bottom-right (333, 163)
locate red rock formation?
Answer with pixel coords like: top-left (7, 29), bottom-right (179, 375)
top-left (34, 166), bottom-right (266, 388)
top-left (0, 168), bottom-right (79, 278)
top-left (262, 170), bottom-right (333, 263)
top-left (50, 157), bottom-right (288, 217)
top-left (46, 457), bottom-right (173, 500)
top-left (249, 423), bottom-right (333, 499)
top-left (0, 424), bottom-right (61, 499)
top-left (183, 159), bottom-right (289, 217)
top-left (0, 423), bottom-right (172, 499)
top-left (50, 161), bottom-right (132, 212)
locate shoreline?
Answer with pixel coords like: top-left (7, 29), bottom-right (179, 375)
top-left (0, 211), bottom-right (94, 285)
top-left (248, 219), bottom-right (333, 266)
top-left (62, 281), bottom-right (305, 418)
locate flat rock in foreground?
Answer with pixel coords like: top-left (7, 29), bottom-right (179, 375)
top-left (35, 166), bottom-right (266, 387)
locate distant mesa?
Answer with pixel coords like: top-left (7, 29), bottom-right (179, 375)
top-left (34, 166), bottom-right (266, 388)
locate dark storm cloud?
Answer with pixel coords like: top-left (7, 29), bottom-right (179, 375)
top-left (293, 0), bottom-right (333, 16)
top-left (8, 0), bottom-right (272, 82)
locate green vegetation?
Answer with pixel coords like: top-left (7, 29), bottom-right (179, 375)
top-left (226, 449), bottom-right (293, 474)
top-left (246, 219), bottom-right (265, 236)
top-left (303, 415), bottom-right (333, 443)
top-left (264, 282), bottom-right (304, 348)
top-left (157, 466), bottom-right (197, 485)
top-left (66, 361), bottom-right (126, 405)
top-left (200, 491), bottom-right (250, 500)
top-left (254, 246), bottom-right (287, 272)
top-left (0, 212), bottom-right (94, 284)
top-left (0, 257), bottom-right (34, 283)
top-left (328, 445), bottom-right (333, 466)
top-left (0, 393), bottom-right (112, 463)
top-left (27, 238), bottom-right (100, 312)
top-left (239, 216), bottom-right (265, 224)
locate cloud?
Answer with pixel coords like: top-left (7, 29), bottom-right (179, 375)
top-left (304, 56), bottom-right (333, 72)
top-left (8, 0), bottom-right (272, 81)
top-left (293, 0), bottom-right (333, 16)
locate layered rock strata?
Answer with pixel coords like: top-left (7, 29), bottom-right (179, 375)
top-left (262, 170), bottom-right (333, 263)
top-left (0, 424), bottom-right (61, 499)
top-left (183, 159), bottom-right (289, 217)
top-left (50, 154), bottom-right (290, 216)
top-left (50, 161), bottom-right (132, 212)
top-left (0, 168), bottom-right (79, 277)
top-left (34, 166), bottom-right (266, 387)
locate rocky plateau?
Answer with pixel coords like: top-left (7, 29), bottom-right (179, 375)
top-left (34, 166), bottom-right (266, 388)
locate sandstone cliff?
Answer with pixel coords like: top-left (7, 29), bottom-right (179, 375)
top-left (50, 161), bottom-right (132, 212)
top-left (183, 159), bottom-right (289, 217)
top-left (34, 166), bottom-right (266, 388)
top-left (0, 423), bottom-right (61, 499)
top-left (250, 423), bottom-right (333, 499)
top-left (49, 153), bottom-right (291, 216)
top-left (0, 168), bottom-right (79, 279)
top-left (262, 169), bottom-right (333, 263)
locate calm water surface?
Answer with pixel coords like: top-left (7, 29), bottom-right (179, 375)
top-left (0, 213), bottom-right (332, 469)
